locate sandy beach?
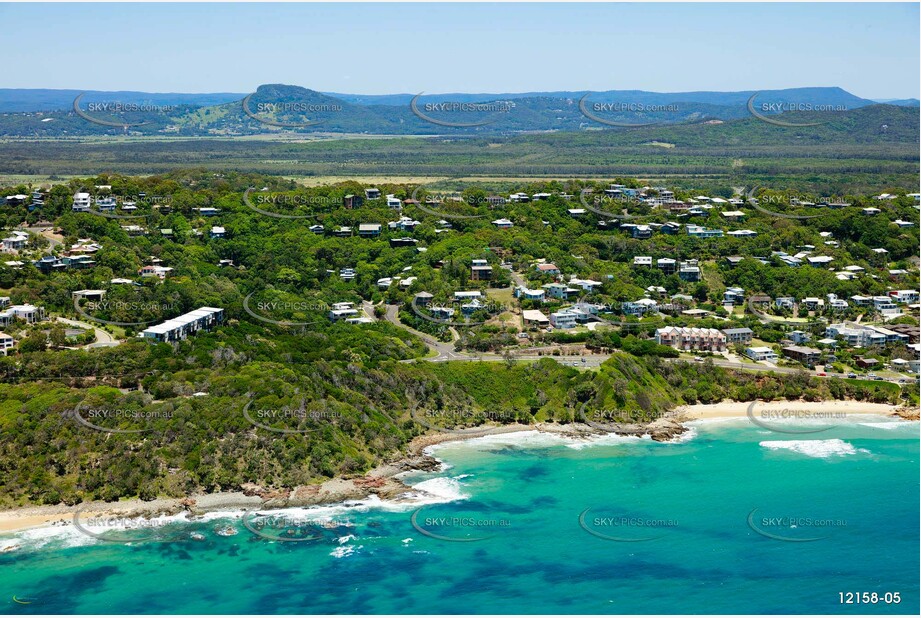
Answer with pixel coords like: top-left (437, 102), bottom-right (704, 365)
top-left (678, 399), bottom-right (913, 420)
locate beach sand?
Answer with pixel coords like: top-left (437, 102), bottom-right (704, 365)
top-left (678, 399), bottom-right (906, 420)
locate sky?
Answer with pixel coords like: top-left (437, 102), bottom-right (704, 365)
top-left (0, 2), bottom-right (918, 99)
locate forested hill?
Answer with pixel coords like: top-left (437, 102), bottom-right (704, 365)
top-left (0, 84), bottom-right (916, 137)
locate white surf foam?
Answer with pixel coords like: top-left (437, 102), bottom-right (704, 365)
top-left (759, 439), bottom-right (869, 458)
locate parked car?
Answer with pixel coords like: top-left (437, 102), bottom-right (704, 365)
top-left (847, 372), bottom-right (857, 378)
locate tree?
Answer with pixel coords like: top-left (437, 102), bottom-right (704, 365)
top-left (19, 330), bottom-right (48, 353)
top-left (49, 324), bottom-right (68, 349)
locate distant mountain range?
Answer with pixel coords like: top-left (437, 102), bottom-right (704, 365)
top-left (0, 84), bottom-right (916, 137)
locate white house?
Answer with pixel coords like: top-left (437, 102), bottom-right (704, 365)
top-left (745, 346), bottom-right (778, 362)
top-left (549, 310), bottom-right (578, 329)
top-left (328, 302), bottom-right (358, 322)
top-left (72, 192), bottom-right (91, 212)
top-left (514, 287), bottom-right (546, 302)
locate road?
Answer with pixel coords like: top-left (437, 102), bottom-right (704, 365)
top-left (54, 316), bottom-right (120, 348)
top-left (380, 302), bottom-right (913, 385)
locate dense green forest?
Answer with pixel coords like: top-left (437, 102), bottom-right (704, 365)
top-left (0, 340), bottom-right (901, 508)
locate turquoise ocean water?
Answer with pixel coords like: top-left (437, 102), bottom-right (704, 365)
top-left (2, 417), bottom-right (918, 614)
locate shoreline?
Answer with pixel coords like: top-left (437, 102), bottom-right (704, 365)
top-left (1, 399), bottom-right (916, 537)
top-left (677, 399), bottom-right (914, 420)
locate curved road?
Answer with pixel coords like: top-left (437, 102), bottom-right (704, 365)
top-left (55, 316), bottom-right (120, 348)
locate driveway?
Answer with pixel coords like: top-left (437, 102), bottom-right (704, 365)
top-left (54, 316), bottom-right (120, 348)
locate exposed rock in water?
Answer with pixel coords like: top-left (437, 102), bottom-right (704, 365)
top-left (893, 406), bottom-right (920, 421)
top-left (395, 454), bottom-right (441, 472)
top-left (645, 417), bottom-right (687, 442)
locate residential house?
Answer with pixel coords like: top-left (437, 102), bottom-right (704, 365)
top-left (633, 256), bottom-right (652, 267)
top-left (745, 346), bottom-right (778, 362)
top-left (358, 223), bottom-right (382, 238)
top-left (365, 188), bottom-right (381, 200)
top-left (889, 290), bottom-right (919, 304)
top-left (470, 259), bottom-right (493, 281)
top-left (622, 224), bottom-right (652, 239)
top-left (782, 345), bottom-right (822, 367)
top-left (72, 289), bottom-right (106, 301)
top-left (887, 324), bottom-right (920, 344)
top-left (514, 287), bottom-right (546, 302)
top-left (549, 310), bottom-right (578, 330)
top-left (0, 304), bottom-right (45, 325)
top-left (2, 231), bottom-right (29, 252)
top-left (723, 287), bottom-right (746, 305)
top-left (0, 332), bottom-right (14, 355)
top-left (806, 256), bottom-right (834, 267)
top-left (569, 278), bottom-right (601, 292)
top-left (72, 192), bottom-right (91, 212)
top-left (522, 309), bottom-right (550, 328)
top-left (687, 224), bottom-right (723, 238)
top-left (854, 356), bottom-right (880, 369)
top-left (536, 263), bottom-right (561, 275)
top-left (544, 283), bottom-right (578, 300)
top-left (343, 194), bottom-right (363, 209)
top-left (872, 296), bottom-right (900, 316)
top-left (453, 291), bottom-right (482, 302)
top-left (623, 298), bottom-right (658, 316)
top-left (722, 327), bottom-right (754, 345)
top-left (492, 218), bottom-right (514, 229)
top-left (328, 302), bottom-right (359, 322)
top-left (661, 222), bottom-right (682, 235)
top-left (657, 258), bottom-right (676, 274)
top-left (209, 226), bottom-right (226, 239)
top-left (139, 265), bottom-right (173, 279)
top-left (678, 261), bottom-right (701, 282)
top-left (389, 216), bottom-right (421, 231)
top-left (389, 237), bottom-right (418, 248)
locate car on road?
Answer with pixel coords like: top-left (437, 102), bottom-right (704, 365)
top-left (816, 372), bottom-right (826, 376)
top-left (847, 373), bottom-right (857, 378)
